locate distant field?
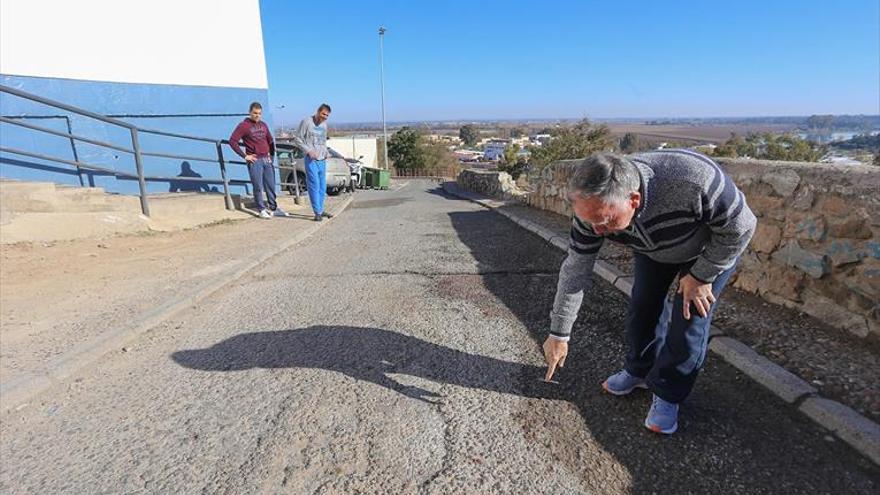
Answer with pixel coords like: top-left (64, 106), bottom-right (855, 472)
top-left (607, 124), bottom-right (798, 144)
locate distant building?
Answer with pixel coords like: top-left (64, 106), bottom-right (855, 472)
top-left (454, 150), bottom-right (483, 162)
top-left (530, 134), bottom-right (551, 146)
top-left (482, 139), bottom-right (510, 161)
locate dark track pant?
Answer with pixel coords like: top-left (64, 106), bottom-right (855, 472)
top-left (624, 253), bottom-right (737, 403)
top-left (248, 157), bottom-right (277, 211)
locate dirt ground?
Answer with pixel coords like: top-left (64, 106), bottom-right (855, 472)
top-left (0, 195), bottom-right (341, 391)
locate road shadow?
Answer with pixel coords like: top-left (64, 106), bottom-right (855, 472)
top-left (172, 326), bottom-right (562, 405)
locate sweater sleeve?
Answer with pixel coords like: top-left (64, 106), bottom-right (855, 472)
top-left (549, 217), bottom-right (604, 341)
top-left (266, 123), bottom-right (275, 157)
top-left (292, 118), bottom-right (314, 155)
top-left (228, 122), bottom-right (247, 158)
top-left (689, 171), bottom-right (757, 283)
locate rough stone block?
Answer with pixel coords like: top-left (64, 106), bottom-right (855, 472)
top-left (746, 195), bottom-right (786, 219)
top-left (791, 187), bottom-right (815, 211)
top-left (708, 336), bottom-right (816, 403)
top-left (827, 210), bottom-right (873, 239)
top-left (866, 241), bottom-right (880, 260)
top-left (762, 169), bottom-right (801, 197)
top-left (826, 240), bottom-right (864, 267)
top-left (844, 263), bottom-right (880, 300)
top-left (762, 262), bottom-right (805, 301)
top-left (771, 241), bottom-right (831, 278)
top-left (752, 223), bottom-right (783, 253)
top-left (794, 216), bottom-right (827, 242)
top-left (798, 397), bottom-right (880, 466)
top-left (819, 195), bottom-right (848, 217)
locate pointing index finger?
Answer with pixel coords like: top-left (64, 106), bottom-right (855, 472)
top-left (545, 358), bottom-right (559, 382)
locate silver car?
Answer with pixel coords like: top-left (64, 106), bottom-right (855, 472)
top-left (276, 143), bottom-right (352, 196)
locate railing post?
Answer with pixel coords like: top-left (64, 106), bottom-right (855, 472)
top-left (215, 142), bottom-right (233, 210)
top-left (129, 127), bottom-right (150, 217)
top-left (64, 117), bottom-right (88, 187)
top-left (291, 166), bottom-right (302, 205)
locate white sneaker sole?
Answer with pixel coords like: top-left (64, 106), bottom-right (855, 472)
top-left (644, 417), bottom-right (678, 434)
top-left (602, 380), bottom-right (648, 396)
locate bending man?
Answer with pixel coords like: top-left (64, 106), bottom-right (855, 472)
top-left (543, 150), bottom-right (756, 434)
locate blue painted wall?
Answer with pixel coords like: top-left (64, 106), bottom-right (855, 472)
top-left (0, 74), bottom-right (271, 195)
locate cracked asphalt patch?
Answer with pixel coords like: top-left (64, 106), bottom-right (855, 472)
top-left (1, 181), bottom-right (878, 494)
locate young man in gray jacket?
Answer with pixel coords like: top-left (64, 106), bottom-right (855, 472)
top-left (543, 150), bottom-right (756, 434)
top-left (293, 104), bottom-right (332, 221)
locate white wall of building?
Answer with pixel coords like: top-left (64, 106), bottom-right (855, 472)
top-left (327, 137), bottom-right (379, 168)
top-left (0, 0), bottom-right (268, 89)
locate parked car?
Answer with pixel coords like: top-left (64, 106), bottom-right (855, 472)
top-left (275, 143), bottom-right (352, 195)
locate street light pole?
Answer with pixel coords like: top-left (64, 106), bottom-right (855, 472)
top-left (276, 105), bottom-right (286, 135)
top-left (378, 26), bottom-right (389, 170)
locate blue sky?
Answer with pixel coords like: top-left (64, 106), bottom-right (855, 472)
top-left (260, 0), bottom-right (880, 124)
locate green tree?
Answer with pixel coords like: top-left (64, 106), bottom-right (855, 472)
top-left (388, 127), bottom-right (425, 169)
top-left (619, 133), bottom-right (640, 153)
top-left (498, 143), bottom-right (528, 179)
top-left (420, 142), bottom-right (459, 173)
top-left (528, 119), bottom-right (611, 169)
top-left (459, 125), bottom-right (479, 147)
top-left (712, 132), bottom-right (825, 162)
top-left (509, 126), bottom-right (525, 139)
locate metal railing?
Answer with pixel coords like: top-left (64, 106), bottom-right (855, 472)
top-left (0, 84), bottom-right (278, 216)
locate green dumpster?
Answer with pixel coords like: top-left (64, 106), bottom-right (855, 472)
top-left (376, 169), bottom-right (390, 190)
top-left (362, 167), bottom-right (377, 188)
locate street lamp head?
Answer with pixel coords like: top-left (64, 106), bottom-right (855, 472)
top-left (378, 26), bottom-right (386, 35)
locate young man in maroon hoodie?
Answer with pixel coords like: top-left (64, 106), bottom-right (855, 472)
top-left (229, 102), bottom-right (289, 219)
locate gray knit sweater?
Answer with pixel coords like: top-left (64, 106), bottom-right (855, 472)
top-left (549, 150), bottom-right (757, 340)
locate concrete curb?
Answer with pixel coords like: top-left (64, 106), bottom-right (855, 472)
top-left (442, 181), bottom-right (880, 466)
top-left (1, 195), bottom-right (354, 414)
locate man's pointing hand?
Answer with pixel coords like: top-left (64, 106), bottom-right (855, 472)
top-left (542, 337), bottom-right (568, 382)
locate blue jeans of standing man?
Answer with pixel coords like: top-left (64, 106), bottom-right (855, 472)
top-left (624, 253), bottom-right (738, 404)
top-left (248, 157), bottom-right (277, 211)
top-left (305, 157), bottom-right (327, 215)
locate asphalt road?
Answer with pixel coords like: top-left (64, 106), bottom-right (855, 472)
top-left (1, 180), bottom-right (878, 494)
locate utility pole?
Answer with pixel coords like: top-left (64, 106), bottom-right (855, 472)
top-left (378, 26), bottom-right (389, 170)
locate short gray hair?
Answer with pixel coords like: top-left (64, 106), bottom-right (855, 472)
top-left (568, 153), bottom-right (641, 204)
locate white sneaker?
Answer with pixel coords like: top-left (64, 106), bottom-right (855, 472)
top-left (259, 209), bottom-right (272, 219)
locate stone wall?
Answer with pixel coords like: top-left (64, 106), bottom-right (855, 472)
top-left (456, 169), bottom-right (528, 202)
top-left (515, 159), bottom-right (880, 338)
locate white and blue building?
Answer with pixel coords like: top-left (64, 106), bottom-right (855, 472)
top-left (0, 0), bottom-right (271, 194)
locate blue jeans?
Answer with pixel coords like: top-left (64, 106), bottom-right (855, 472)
top-left (624, 253), bottom-right (738, 403)
top-left (247, 157), bottom-right (277, 211)
top-left (305, 157), bottom-right (327, 215)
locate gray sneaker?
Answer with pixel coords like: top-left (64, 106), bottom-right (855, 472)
top-left (602, 369), bottom-right (648, 395)
top-left (645, 394), bottom-right (679, 434)
top-left (273, 207), bottom-right (290, 217)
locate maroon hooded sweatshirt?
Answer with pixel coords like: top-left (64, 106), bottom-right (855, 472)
top-left (229, 118), bottom-right (275, 159)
